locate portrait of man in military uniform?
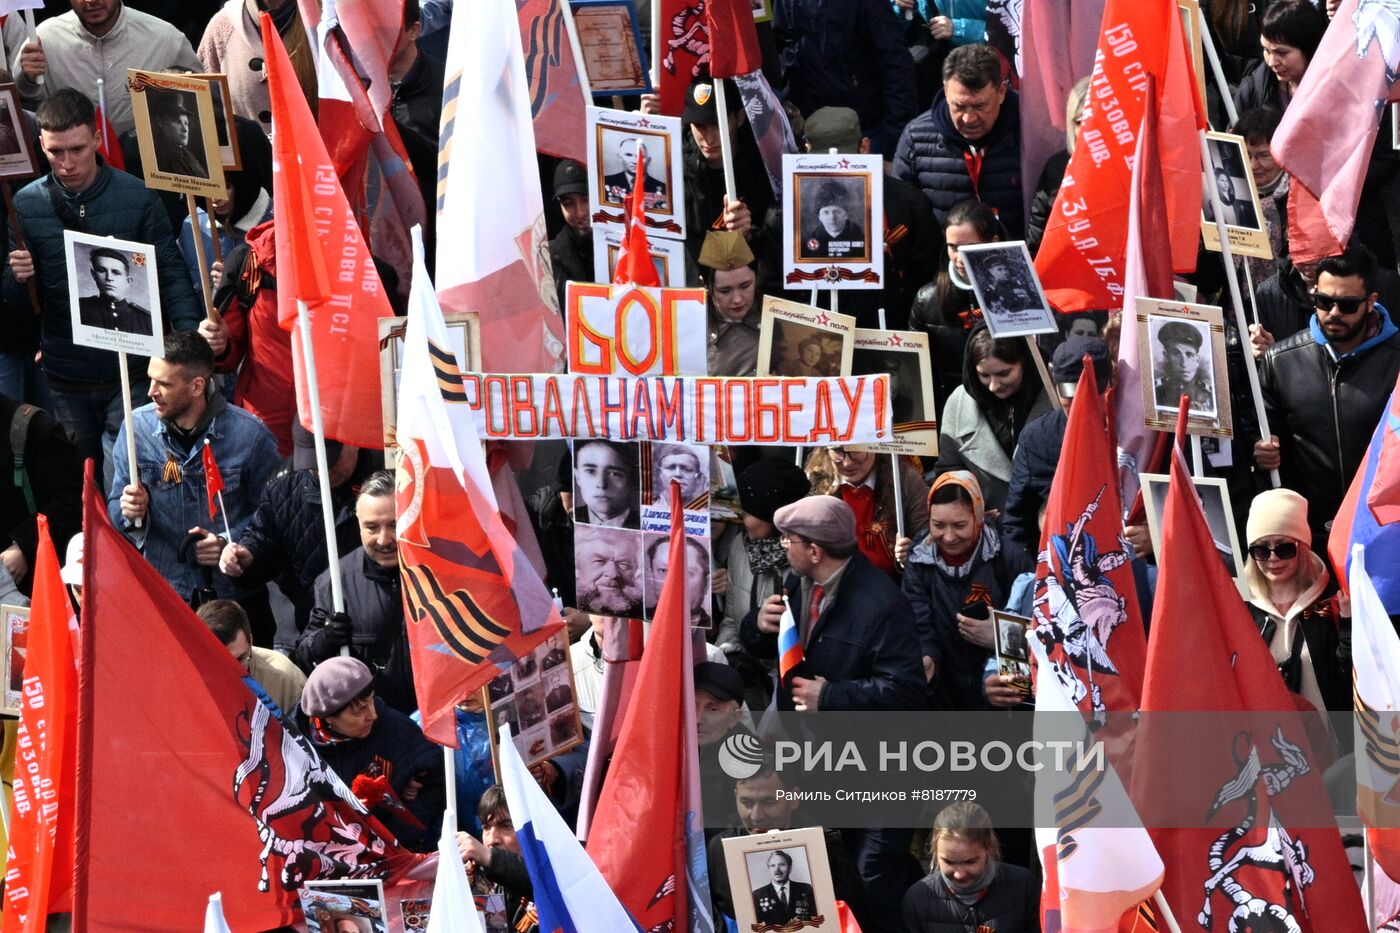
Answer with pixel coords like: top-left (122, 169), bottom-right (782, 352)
top-left (77, 246), bottom-right (154, 337)
top-left (968, 251), bottom-right (1038, 315)
top-left (749, 849), bottom-right (818, 925)
top-left (600, 134), bottom-right (669, 210)
top-left (1151, 318), bottom-right (1216, 417)
top-left (148, 89), bottom-right (210, 180)
top-left (797, 177), bottom-right (867, 261)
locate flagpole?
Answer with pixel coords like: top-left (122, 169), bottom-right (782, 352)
top-left (877, 308), bottom-right (906, 539)
top-left (559, 0), bottom-right (593, 99)
top-left (1198, 130), bottom-right (1279, 488)
top-left (1197, 7), bottom-right (1238, 129)
top-left (1152, 890), bottom-right (1185, 933)
top-left (442, 743), bottom-right (458, 829)
top-left (117, 351), bottom-right (142, 529)
top-left (21, 10), bottom-right (41, 87)
top-left (186, 193), bottom-right (218, 322)
top-left (1367, 832), bottom-right (1378, 932)
top-left (712, 78), bottom-right (739, 208)
top-left (1190, 433), bottom-right (1205, 478)
top-left (296, 301), bottom-right (347, 649)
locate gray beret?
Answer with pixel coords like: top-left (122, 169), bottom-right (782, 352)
top-left (301, 656), bottom-right (374, 717)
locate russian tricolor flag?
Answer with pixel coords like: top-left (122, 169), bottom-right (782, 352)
top-left (778, 595), bottom-right (804, 686)
top-left (1330, 372), bottom-right (1400, 612)
top-left (499, 723), bottom-right (641, 933)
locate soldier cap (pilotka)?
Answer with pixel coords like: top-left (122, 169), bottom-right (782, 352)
top-left (698, 230), bottom-right (755, 271)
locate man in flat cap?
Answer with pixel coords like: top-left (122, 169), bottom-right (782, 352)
top-left (799, 180), bottom-right (866, 260)
top-left (740, 494), bottom-right (923, 932)
top-left (1153, 319), bottom-right (1214, 414)
top-left (741, 494), bottom-right (924, 713)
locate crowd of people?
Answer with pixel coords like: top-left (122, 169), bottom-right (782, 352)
top-left (0, 0), bottom-right (1389, 930)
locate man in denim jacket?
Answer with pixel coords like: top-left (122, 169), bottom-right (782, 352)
top-left (108, 331), bottom-right (280, 637)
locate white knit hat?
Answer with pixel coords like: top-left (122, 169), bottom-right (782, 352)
top-left (1245, 488), bottom-right (1310, 546)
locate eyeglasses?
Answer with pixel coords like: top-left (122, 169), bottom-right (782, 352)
top-left (779, 534), bottom-right (810, 548)
top-left (1311, 292), bottom-right (1368, 315)
top-left (1248, 541), bottom-right (1299, 562)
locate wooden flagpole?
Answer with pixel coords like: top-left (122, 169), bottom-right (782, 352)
top-left (186, 193), bottom-right (218, 322)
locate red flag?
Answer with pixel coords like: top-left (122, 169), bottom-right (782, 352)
top-left (587, 482), bottom-right (710, 932)
top-left (2, 515), bottom-right (77, 933)
top-left (1035, 0), bottom-right (1204, 311)
top-left (1134, 436), bottom-right (1366, 932)
top-left (705, 0), bottom-right (760, 79)
top-left (71, 472), bottom-right (426, 930)
top-left (656, 0), bottom-right (709, 116)
top-left (517, 0), bottom-right (587, 161)
top-left (1273, 0), bottom-right (1400, 263)
top-left (396, 233), bottom-right (563, 746)
top-left (96, 97), bottom-right (125, 172)
top-left (263, 12), bottom-right (395, 450)
top-left (612, 148), bottom-right (662, 287)
top-left (201, 440), bottom-right (224, 522)
top-left (1032, 357), bottom-right (1147, 718)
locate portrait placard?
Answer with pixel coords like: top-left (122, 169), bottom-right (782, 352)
top-left (1135, 297), bottom-right (1231, 438)
top-left (0, 83), bottom-right (39, 180)
top-left (992, 609), bottom-right (1032, 699)
top-left (781, 152), bottom-right (884, 290)
top-left (723, 826), bottom-right (838, 933)
top-left (2, 604), bottom-right (29, 715)
top-left (586, 107), bottom-right (684, 239)
top-left (190, 72), bottom-right (242, 170)
top-left (639, 440), bottom-right (711, 536)
top-left (299, 880), bottom-right (388, 933)
top-left (377, 311), bottom-right (480, 450)
top-left (1200, 131), bottom-right (1271, 260)
top-left (1140, 472), bottom-right (1246, 595)
top-left (569, 0), bottom-right (652, 94)
top-left (756, 296), bottom-right (855, 379)
top-left (486, 627), bottom-right (583, 770)
top-left (1177, 0), bottom-right (1208, 113)
top-left (641, 526), bottom-right (713, 625)
top-left (849, 328), bottom-right (937, 456)
top-left (592, 225), bottom-right (687, 286)
top-left (566, 283), bottom-right (707, 376)
top-left (958, 241), bottom-right (1057, 338)
top-left (127, 69), bottom-right (226, 198)
top-left (65, 230), bottom-right (164, 358)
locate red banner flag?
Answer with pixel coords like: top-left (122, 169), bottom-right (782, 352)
top-left (2, 515), bottom-right (77, 933)
top-left (517, 0), bottom-right (587, 161)
top-left (201, 440), bottom-right (224, 522)
top-left (71, 473), bottom-right (426, 930)
top-left (586, 481), bottom-right (711, 932)
top-left (1034, 0), bottom-right (1203, 311)
top-left (396, 233), bottom-right (562, 746)
top-left (1032, 358), bottom-right (1147, 718)
top-left (1134, 439), bottom-right (1366, 932)
top-left (613, 149), bottom-right (662, 287)
top-left (263, 12), bottom-right (395, 450)
top-left (96, 98), bottom-right (125, 172)
top-left (705, 0), bottom-right (760, 79)
top-left (656, 0), bottom-right (709, 116)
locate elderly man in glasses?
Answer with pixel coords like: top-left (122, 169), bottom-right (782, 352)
top-left (1254, 243), bottom-right (1400, 554)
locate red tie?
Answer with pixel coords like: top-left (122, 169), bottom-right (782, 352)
top-left (806, 584), bottom-right (825, 644)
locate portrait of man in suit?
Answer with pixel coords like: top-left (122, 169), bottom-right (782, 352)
top-left (750, 849), bottom-right (817, 925)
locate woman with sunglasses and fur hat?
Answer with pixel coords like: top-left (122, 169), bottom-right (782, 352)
top-left (1243, 488), bottom-right (1350, 714)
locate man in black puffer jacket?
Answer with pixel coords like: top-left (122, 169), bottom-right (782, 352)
top-left (2, 89), bottom-right (201, 488)
top-left (893, 44), bottom-right (1023, 237)
top-left (219, 425), bottom-right (363, 650)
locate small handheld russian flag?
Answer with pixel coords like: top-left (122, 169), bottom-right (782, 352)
top-left (778, 594), bottom-right (804, 686)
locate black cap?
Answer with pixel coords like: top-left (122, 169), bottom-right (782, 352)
top-left (683, 76), bottom-right (742, 125)
top-left (1051, 335), bottom-right (1112, 396)
top-left (694, 661), bottom-right (745, 704)
top-left (737, 458), bottom-right (811, 524)
top-left (292, 421), bottom-right (345, 473)
top-left (553, 159), bottom-right (588, 199)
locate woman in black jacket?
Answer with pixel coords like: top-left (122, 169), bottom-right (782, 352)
top-left (903, 801), bottom-right (1039, 933)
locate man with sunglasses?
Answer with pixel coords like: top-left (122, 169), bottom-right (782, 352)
top-left (1255, 245), bottom-right (1400, 552)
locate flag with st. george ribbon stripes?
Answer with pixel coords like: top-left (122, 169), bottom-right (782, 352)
top-left (395, 226), bottom-right (563, 747)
